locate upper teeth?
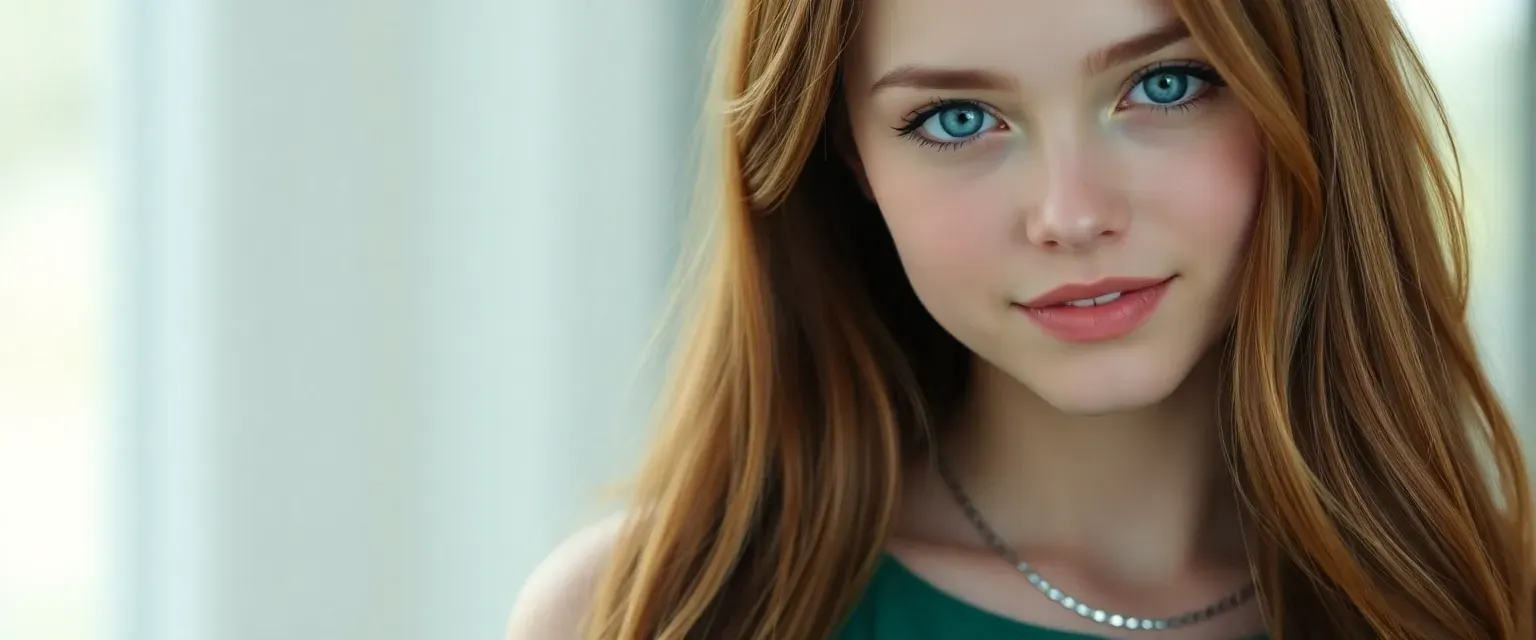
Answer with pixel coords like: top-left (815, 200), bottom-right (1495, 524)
top-left (1064, 291), bottom-right (1122, 307)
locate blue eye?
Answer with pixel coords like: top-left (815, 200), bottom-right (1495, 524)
top-left (1134, 72), bottom-right (1198, 104)
top-left (896, 100), bottom-right (1001, 148)
top-left (924, 104), bottom-right (994, 140)
top-left (1124, 62), bottom-right (1226, 109)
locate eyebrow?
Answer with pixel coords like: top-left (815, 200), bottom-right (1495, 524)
top-left (868, 20), bottom-right (1193, 94)
top-left (1082, 20), bottom-right (1191, 74)
top-left (869, 66), bottom-right (1017, 94)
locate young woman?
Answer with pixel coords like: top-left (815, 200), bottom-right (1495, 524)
top-left (509, 0), bottom-right (1536, 638)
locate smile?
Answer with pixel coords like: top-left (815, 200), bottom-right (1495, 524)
top-left (1016, 276), bottom-right (1174, 343)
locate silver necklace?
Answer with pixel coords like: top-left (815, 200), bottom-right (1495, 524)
top-left (935, 458), bottom-right (1257, 632)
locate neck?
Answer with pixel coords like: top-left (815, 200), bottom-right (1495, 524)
top-left (936, 352), bottom-right (1243, 584)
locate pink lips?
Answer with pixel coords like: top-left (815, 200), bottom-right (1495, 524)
top-left (1016, 276), bottom-right (1173, 343)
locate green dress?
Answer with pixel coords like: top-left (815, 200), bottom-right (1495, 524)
top-left (835, 554), bottom-right (1269, 639)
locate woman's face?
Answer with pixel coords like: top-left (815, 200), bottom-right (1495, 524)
top-left (842, 0), bottom-right (1263, 415)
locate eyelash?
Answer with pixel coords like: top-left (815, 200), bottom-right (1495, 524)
top-left (892, 98), bottom-right (995, 151)
top-left (892, 60), bottom-right (1228, 151)
top-left (1124, 61), bottom-right (1226, 112)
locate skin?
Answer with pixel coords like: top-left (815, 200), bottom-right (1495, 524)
top-left (841, 0), bottom-right (1266, 637)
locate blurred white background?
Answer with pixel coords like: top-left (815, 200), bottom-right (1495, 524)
top-left (0, 0), bottom-right (1529, 638)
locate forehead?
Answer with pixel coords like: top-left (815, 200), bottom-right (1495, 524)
top-left (847, 0), bottom-right (1181, 85)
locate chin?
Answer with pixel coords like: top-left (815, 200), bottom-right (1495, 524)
top-left (1035, 384), bottom-right (1179, 416)
top-left (1008, 348), bottom-right (1205, 416)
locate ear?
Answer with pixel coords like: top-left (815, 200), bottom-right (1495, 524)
top-left (829, 107), bottom-right (875, 202)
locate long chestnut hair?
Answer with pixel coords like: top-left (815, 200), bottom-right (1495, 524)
top-left (585, 0), bottom-right (1536, 637)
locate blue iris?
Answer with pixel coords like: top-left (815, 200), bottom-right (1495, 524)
top-left (1139, 72), bottom-right (1189, 105)
top-left (936, 105), bottom-right (987, 138)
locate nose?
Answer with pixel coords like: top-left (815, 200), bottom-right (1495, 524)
top-left (1018, 139), bottom-right (1130, 252)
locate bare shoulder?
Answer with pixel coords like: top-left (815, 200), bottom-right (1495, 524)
top-left (506, 512), bottom-right (629, 640)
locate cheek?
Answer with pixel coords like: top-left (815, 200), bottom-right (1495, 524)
top-left (1132, 116), bottom-right (1264, 274)
top-left (862, 155), bottom-right (1016, 297)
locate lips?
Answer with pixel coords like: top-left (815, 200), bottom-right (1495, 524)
top-left (1015, 276), bottom-right (1175, 343)
top-left (1020, 276), bottom-right (1172, 309)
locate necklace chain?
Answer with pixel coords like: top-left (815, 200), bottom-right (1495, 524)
top-left (934, 458), bottom-right (1257, 632)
